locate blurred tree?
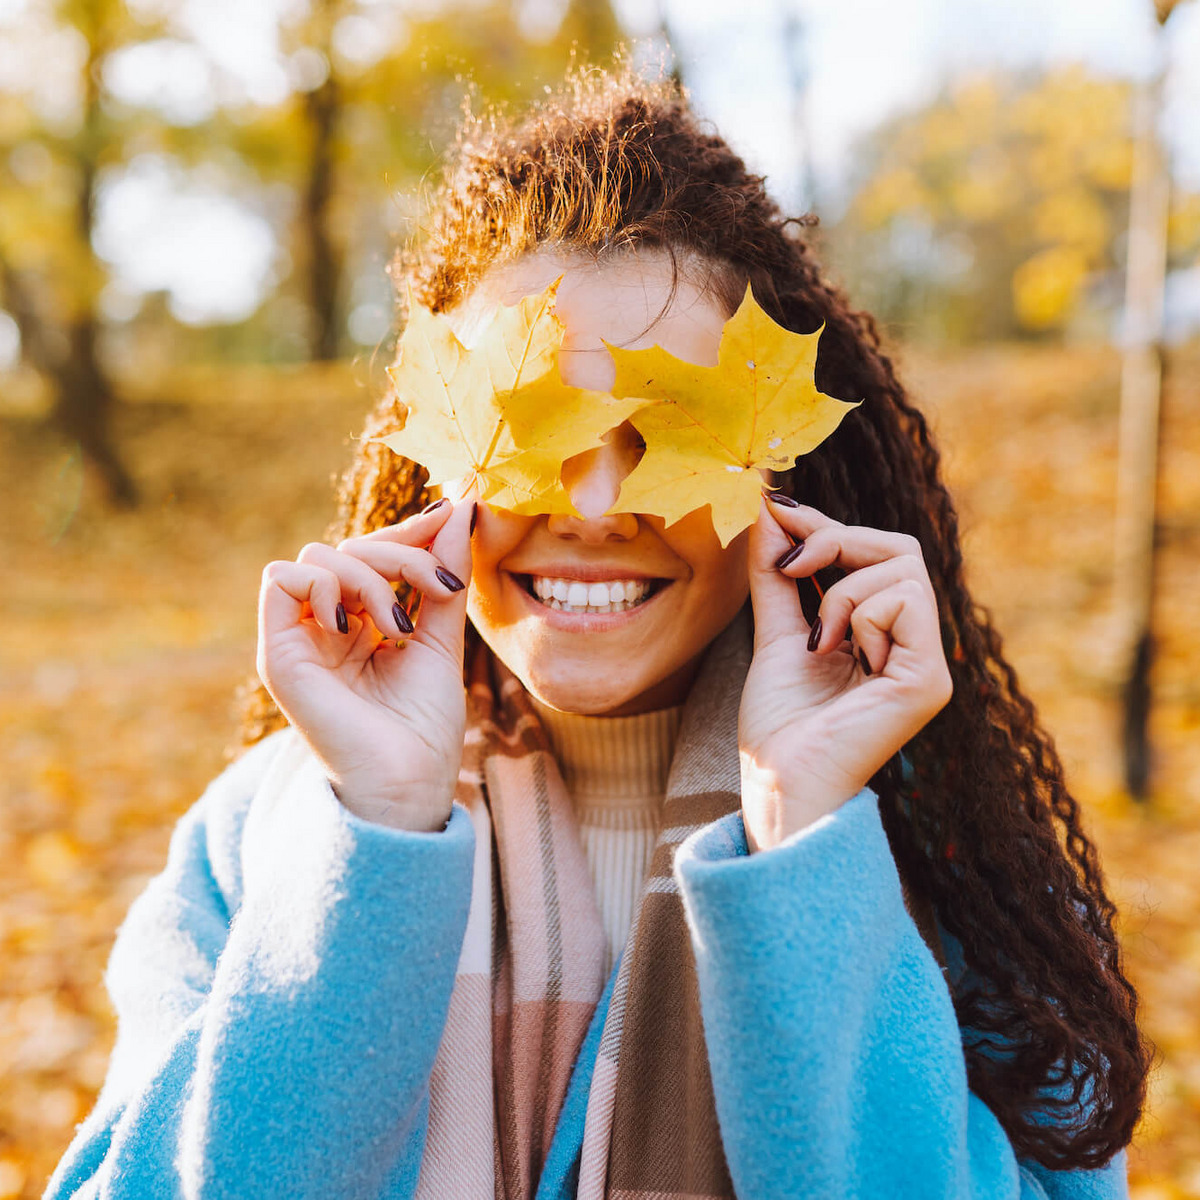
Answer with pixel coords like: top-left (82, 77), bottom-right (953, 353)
top-left (830, 66), bottom-right (1200, 343)
top-left (0, 0), bottom-right (173, 505)
top-left (294, 0), bottom-right (344, 363)
top-left (0, 0), bottom-right (624, 501)
top-left (1113, 0), bottom-right (1194, 801)
top-left (224, 0), bottom-right (623, 363)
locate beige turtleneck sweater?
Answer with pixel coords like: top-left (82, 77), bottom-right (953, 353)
top-left (530, 698), bottom-right (684, 978)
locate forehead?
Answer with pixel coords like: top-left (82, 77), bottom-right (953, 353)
top-left (447, 248), bottom-right (730, 389)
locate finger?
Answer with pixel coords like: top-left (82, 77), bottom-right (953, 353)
top-left (297, 542), bottom-right (417, 638)
top-left (765, 496), bottom-right (928, 577)
top-left (259, 560), bottom-right (345, 644)
top-left (806, 556), bottom-right (929, 653)
top-left (851, 578), bottom-right (949, 693)
top-left (342, 496), bottom-right (455, 547)
top-left (748, 497), bottom-right (810, 650)
top-left (409, 494), bottom-right (475, 659)
top-left (334, 540), bottom-right (467, 603)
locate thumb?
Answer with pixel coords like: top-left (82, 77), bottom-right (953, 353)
top-left (748, 497), bottom-right (811, 651)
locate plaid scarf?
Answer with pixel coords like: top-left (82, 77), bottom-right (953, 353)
top-left (413, 609), bottom-right (941, 1199)
top-left (413, 611), bottom-right (750, 1200)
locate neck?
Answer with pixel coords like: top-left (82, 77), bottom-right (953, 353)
top-left (529, 697), bottom-right (683, 810)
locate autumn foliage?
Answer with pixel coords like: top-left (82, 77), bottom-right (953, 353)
top-left (380, 279), bottom-right (858, 546)
top-left (607, 283), bottom-right (858, 546)
top-left (834, 68), bottom-right (1200, 341)
top-left (379, 280), bottom-right (647, 514)
top-left (1, 341), bottom-right (1199, 1197)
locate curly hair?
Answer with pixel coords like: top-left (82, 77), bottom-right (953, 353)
top-left (238, 60), bottom-right (1149, 1169)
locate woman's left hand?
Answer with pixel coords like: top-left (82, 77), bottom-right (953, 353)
top-left (739, 495), bottom-right (953, 853)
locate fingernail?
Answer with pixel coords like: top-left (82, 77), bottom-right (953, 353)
top-left (335, 602), bottom-right (349, 634)
top-left (420, 497), bottom-right (448, 515)
top-left (469, 502), bottom-right (478, 535)
top-left (807, 615), bottom-right (823, 652)
top-left (775, 541), bottom-right (805, 570)
top-left (766, 491), bottom-right (800, 508)
top-left (435, 565), bottom-right (465, 593)
top-left (858, 649), bottom-right (873, 675)
top-left (393, 602), bottom-right (413, 634)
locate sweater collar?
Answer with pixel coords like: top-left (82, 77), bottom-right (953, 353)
top-left (528, 696), bottom-right (683, 810)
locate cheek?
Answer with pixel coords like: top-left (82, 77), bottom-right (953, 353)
top-left (465, 553), bottom-right (509, 638)
top-left (468, 509), bottom-right (532, 615)
top-left (663, 513), bottom-right (751, 600)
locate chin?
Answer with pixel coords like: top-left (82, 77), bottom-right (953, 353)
top-left (522, 665), bottom-right (647, 716)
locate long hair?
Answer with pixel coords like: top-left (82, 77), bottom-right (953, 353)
top-left (238, 61), bottom-right (1148, 1169)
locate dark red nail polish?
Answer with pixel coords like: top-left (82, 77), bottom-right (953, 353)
top-left (469, 502), bottom-right (478, 535)
top-left (420, 497), bottom-right (448, 515)
top-left (776, 541), bottom-right (805, 570)
top-left (858, 649), bottom-right (873, 675)
top-left (767, 491), bottom-right (800, 508)
top-left (435, 565), bottom-right (465, 593)
top-left (393, 602), bottom-right (413, 634)
top-left (807, 615), bottom-right (823, 652)
top-left (335, 602), bottom-right (349, 634)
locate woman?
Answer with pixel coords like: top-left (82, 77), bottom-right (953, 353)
top-left (48, 65), bottom-right (1148, 1199)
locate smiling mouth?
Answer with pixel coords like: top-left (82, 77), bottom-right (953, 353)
top-left (519, 574), bottom-right (665, 615)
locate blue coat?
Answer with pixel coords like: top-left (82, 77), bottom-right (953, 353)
top-left (46, 729), bottom-right (1126, 1199)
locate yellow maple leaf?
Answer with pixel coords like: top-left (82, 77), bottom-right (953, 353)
top-left (377, 280), bottom-right (646, 514)
top-left (606, 283), bottom-right (861, 547)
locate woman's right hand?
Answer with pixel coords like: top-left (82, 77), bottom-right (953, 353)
top-left (256, 496), bottom-right (474, 832)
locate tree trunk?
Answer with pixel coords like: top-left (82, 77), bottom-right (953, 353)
top-left (53, 317), bottom-right (138, 507)
top-left (655, 0), bottom-right (683, 88)
top-left (302, 73), bottom-right (341, 362)
top-left (0, 262), bottom-right (138, 509)
top-left (782, 12), bottom-right (815, 213)
top-left (1113, 63), bottom-right (1170, 799)
top-left (32, 18), bottom-right (140, 508)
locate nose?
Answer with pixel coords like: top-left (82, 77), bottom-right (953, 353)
top-left (547, 423), bottom-right (641, 542)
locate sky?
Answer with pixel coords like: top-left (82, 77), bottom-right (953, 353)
top-left (2, 0), bottom-right (1200, 334)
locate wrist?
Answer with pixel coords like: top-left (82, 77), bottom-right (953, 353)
top-left (331, 780), bottom-right (452, 833)
top-left (739, 753), bottom-right (858, 852)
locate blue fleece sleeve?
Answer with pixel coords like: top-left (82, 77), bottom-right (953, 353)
top-left (672, 788), bottom-right (1128, 1200)
top-left (45, 734), bottom-right (475, 1200)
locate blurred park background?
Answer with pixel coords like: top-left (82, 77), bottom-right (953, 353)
top-left (2, 0), bottom-right (1199, 1195)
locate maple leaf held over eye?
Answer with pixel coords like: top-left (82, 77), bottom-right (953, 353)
top-left (606, 283), bottom-right (861, 547)
top-left (376, 280), bottom-right (646, 514)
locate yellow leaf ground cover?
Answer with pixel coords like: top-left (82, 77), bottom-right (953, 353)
top-left (0, 346), bottom-right (1197, 1199)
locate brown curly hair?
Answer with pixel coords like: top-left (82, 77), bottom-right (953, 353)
top-left (239, 60), bottom-right (1149, 1169)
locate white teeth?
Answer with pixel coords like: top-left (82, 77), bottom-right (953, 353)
top-left (526, 575), bottom-right (655, 614)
